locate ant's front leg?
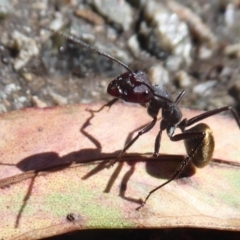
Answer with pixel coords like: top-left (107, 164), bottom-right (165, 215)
top-left (86, 98), bottom-right (119, 113)
top-left (108, 116), bottom-right (158, 167)
top-left (153, 120), bottom-right (168, 156)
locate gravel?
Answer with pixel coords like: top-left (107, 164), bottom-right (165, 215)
top-left (0, 0), bottom-right (239, 116)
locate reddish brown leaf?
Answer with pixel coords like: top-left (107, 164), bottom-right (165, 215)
top-left (0, 103), bottom-right (240, 239)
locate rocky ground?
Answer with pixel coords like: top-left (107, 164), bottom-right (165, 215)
top-left (0, 0), bottom-right (239, 116)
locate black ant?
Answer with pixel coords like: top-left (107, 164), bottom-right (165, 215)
top-left (46, 28), bottom-right (240, 209)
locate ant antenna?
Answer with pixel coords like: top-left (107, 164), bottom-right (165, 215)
top-left (44, 27), bottom-right (134, 75)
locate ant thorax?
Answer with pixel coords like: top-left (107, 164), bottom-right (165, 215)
top-left (147, 85), bottom-right (173, 118)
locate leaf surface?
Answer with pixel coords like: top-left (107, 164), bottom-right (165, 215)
top-left (0, 103), bottom-right (240, 239)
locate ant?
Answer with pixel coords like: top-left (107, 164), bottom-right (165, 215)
top-left (46, 28), bottom-right (240, 209)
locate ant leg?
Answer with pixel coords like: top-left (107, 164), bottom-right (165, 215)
top-left (153, 120), bottom-right (168, 156)
top-left (175, 90), bottom-right (186, 104)
top-left (137, 131), bottom-right (204, 210)
top-left (87, 98), bottom-right (119, 113)
top-left (184, 106), bottom-right (240, 129)
top-left (153, 130), bottom-right (163, 156)
top-left (109, 116), bottom-right (158, 167)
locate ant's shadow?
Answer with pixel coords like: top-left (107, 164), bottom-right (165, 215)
top-left (0, 110), bottom-right (195, 227)
top-left (81, 154), bottom-right (195, 205)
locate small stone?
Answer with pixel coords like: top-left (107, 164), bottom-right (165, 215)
top-left (193, 80), bottom-right (216, 96)
top-left (127, 34), bottom-right (141, 57)
top-left (0, 0), bottom-right (12, 19)
top-left (174, 70), bottom-right (191, 88)
top-left (168, 1), bottom-right (217, 48)
top-left (224, 43), bottom-right (240, 58)
top-left (148, 64), bottom-right (169, 85)
top-left (22, 72), bottom-right (33, 82)
top-left (32, 96), bottom-right (48, 108)
top-left (8, 31), bottom-right (39, 70)
top-left (48, 89), bottom-right (68, 105)
top-left (92, 0), bottom-right (133, 31)
top-left (142, 0), bottom-right (192, 65)
top-left (224, 3), bottom-right (235, 27)
top-left (198, 45), bottom-right (213, 60)
top-left (74, 8), bottom-right (104, 25)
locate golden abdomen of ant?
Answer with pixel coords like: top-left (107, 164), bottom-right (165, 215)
top-left (184, 123), bottom-right (215, 168)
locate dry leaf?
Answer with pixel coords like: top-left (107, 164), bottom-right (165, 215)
top-left (0, 103), bottom-right (240, 239)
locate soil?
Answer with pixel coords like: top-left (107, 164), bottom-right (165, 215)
top-left (0, 0), bottom-right (240, 115)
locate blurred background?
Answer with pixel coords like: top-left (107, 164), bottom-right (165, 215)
top-left (0, 0), bottom-right (239, 115)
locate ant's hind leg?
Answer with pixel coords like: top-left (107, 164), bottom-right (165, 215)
top-left (86, 98), bottom-right (119, 113)
top-left (184, 106), bottom-right (240, 129)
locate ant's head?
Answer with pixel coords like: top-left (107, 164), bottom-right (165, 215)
top-left (107, 71), bottom-right (154, 104)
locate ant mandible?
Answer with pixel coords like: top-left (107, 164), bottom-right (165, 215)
top-left (47, 28), bottom-right (240, 209)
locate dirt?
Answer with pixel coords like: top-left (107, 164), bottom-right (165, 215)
top-left (0, 0), bottom-right (239, 115)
